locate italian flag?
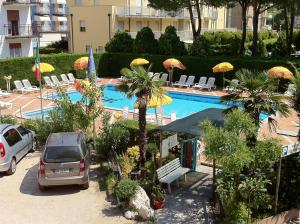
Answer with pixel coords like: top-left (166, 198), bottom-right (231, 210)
top-left (35, 44), bottom-right (41, 81)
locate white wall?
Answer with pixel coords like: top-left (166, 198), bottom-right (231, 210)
top-left (39, 33), bottom-right (65, 47)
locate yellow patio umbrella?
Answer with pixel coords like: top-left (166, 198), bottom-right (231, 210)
top-left (134, 94), bottom-right (173, 109)
top-left (32, 63), bottom-right (54, 73)
top-left (130, 58), bottom-right (149, 67)
top-left (74, 57), bottom-right (89, 70)
top-left (212, 62), bottom-right (234, 88)
top-left (163, 58), bottom-right (186, 84)
top-left (267, 66), bottom-right (293, 79)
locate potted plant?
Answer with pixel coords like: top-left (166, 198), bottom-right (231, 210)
top-left (151, 185), bottom-right (166, 209)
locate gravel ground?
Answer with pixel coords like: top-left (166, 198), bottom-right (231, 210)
top-left (0, 151), bottom-right (130, 224)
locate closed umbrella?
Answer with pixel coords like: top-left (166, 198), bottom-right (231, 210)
top-left (130, 58), bottom-right (149, 67)
top-left (267, 66), bottom-right (293, 79)
top-left (163, 58), bottom-right (186, 85)
top-left (212, 62), bottom-right (234, 89)
top-left (88, 48), bottom-right (97, 83)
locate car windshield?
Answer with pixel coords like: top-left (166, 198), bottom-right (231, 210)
top-left (44, 146), bottom-right (82, 163)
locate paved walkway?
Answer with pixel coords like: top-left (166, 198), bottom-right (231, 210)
top-left (155, 165), bottom-right (216, 224)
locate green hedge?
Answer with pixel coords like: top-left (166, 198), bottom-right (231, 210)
top-left (98, 52), bottom-right (300, 87)
top-left (0, 53), bottom-right (103, 88)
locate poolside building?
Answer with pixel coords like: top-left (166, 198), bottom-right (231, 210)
top-left (67, 0), bottom-right (229, 53)
top-left (0, 0), bottom-right (39, 59)
top-left (32, 0), bottom-right (68, 47)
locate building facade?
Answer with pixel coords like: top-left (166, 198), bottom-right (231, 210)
top-left (32, 0), bottom-right (68, 47)
top-left (0, 0), bottom-right (38, 59)
top-left (67, 0), bottom-right (228, 53)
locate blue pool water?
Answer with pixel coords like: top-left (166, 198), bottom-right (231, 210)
top-left (24, 84), bottom-right (268, 120)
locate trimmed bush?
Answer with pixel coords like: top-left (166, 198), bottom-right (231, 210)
top-left (158, 26), bottom-right (187, 56)
top-left (105, 32), bottom-right (133, 53)
top-left (272, 34), bottom-right (288, 57)
top-left (115, 178), bottom-right (138, 201)
top-left (133, 27), bottom-right (158, 54)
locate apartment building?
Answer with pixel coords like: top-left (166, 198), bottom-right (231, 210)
top-left (226, 5), bottom-right (268, 31)
top-left (32, 0), bottom-right (68, 47)
top-left (0, 0), bottom-right (38, 59)
top-left (67, 0), bottom-right (228, 53)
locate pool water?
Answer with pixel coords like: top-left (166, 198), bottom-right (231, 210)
top-left (24, 84), bottom-right (268, 120)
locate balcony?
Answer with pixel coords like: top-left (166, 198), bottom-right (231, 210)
top-left (3, 0), bottom-right (40, 5)
top-left (53, 24), bottom-right (68, 32)
top-left (53, 7), bottom-right (67, 15)
top-left (115, 6), bottom-right (191, 19)
top-left (3, 24), bottom-right (38, 38)
top-left (35, 6), bottom-right (50, 14)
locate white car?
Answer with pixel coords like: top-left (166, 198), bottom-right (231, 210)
top-left (0, 124), bottom-right (36, 175)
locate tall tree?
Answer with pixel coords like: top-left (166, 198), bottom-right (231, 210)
top-left (118, 65), bottom-right (164, 165)
top-left (251, 0), bottom-right (275, 56)
top-left (238, 0), bottom-right (252, 54)
top-left (148, 0), bottom-right (225, 40)
top-left (290, 71), bottom-right (300, 139)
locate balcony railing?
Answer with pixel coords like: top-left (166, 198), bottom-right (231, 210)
top-left (35, 6), bottom-right (50, 14)
top-left (53, 7), bottom-right (66, 15)
top-left (3, 0), bottom-right (40, 5)
top-left (115, 6), bottom-right (191, 19)
top-left (3, 24), bottom-right (38, 37)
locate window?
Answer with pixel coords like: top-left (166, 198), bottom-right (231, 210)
top-left (17, 126), bottom-right (29, 136)
top-left (3, 128), bottom-right (22, 147)
top-left (9, 43), bottom-right (21, 58)
top-left (136, 21), bottom-right (142, 31)
top-left (80, 20), bottom-right (86, 32)
top-left (94, 0), bottom-right (101, 5)
top-left (117, 21), bottom-right (124, 31)
top-left (44, 146), bottom-right (82, 163)
top-left (85, 45), bottom-right (91, 53)
top-left (75, 0), bottom-right (82, 6)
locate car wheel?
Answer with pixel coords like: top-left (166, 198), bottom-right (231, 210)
top-left (30, 138), bottom-right (37, 152)
top-left (38, 184), bottom-right (47, 191)
top-left (82, 181), bottom-right (89, 190)
top-left (7, 158), bottom-right (16, 175)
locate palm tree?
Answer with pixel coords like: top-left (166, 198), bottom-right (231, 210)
top-left (118, 65), bottom-right (164, 165)
top-left (222, 69), bottom-right (290, 135)
top-left (290, 72), bottom-right (300, 140)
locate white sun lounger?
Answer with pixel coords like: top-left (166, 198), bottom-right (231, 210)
top-left (180, 76), bottom-right (195, 88)
top-left (67, 73), bottom-right (76, 83)
top-left (51, 75), bottom-right (68, 86)
top-left (277, 129), bottom-right (298, 137)
top-left (201, 77), bottom-right (216, 91)
top-left (22, 79), bottom-right (39, 92)
top-left (0, 89), bottom-right (11, 97)
top-left (160, 73), bottom-right (169, 85)
top-left (284, 84), bottom-right (295, 97)
top-left (0, 101), bottom-right (12, 109)
top-left (173, 75), bottom-right (187, 87)
top-left (193, 77), bottom-right (207, 89)
top-left (60, 74), bottom-right (74, 84)
top-left (224, 79), bottom-right (239, 92)
top-left (13, 80), bottom-right (34, 94)
top-left (43, 76), bottom-right (55, 88)
top-left (122, 106), bottom-right (129, 119)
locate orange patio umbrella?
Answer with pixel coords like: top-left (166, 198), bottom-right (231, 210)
top-left (267, 66), bottom-right (293, 79)
top-left (163, 58), bottom-right (186, 84)
top-left (74, 57), bottom-right (89, 70)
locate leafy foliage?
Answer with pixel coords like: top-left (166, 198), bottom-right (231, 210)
top-left (105, 32), bottom-right (134, 53)
top-left (133, 27), bottom-right (158, 54)
top-left (115, 178), bottom-right (138, 201)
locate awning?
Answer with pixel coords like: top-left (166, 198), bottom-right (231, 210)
top-left (34, 15), bottom-right (51, 22)
top-left (52, 16), bottom-right (67, 22)
top-left (156, 108), bottom-right (225, 136)
top-left (51, 0), bottom-right (66, 3)
top-left (40, 0), bottom-right (50, 3)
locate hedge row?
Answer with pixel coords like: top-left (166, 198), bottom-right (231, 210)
top-left (98, 52), bottom-right (300, 87)
top-left (0, 52), bottom-right (299, 89)
top-left (0, 53), bottom-right (103, 88)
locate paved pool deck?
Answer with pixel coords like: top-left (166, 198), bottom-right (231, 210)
top-left (0, 77), bottom-right (298, 146)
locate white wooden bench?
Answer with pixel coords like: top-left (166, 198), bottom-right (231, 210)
top-left (156, 158), bottom-right (190, 193)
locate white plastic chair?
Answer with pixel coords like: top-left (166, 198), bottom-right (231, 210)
top-left (224, 79), bottom-right (239, 92)
top-left (173, 75), bottom-right (187, 87)
top-left (181, 76), bottom-right (195, 87)
top-left (60, 74), bottom-right (74, 84)
top-left (193, 77), bottom-right (207, 89)
top-left (284, 84), bottom-right (295, 97)
top-left (201, 77), bottom-right (216, 91)
top-left (67, 73), bottom-right (76, 82)
top-left (170, 112), bottom-right (177, 121)
top-left (51, 75), bottom-right (68, 86)
top-left (0, 89), bottom-right (11, 97)
top-left (22, 79), bottom-right (39, 92)
top-left (13, 80), bottom-right (33, 94)
top-left (122, 106), bottom-right (129, 119)
top-left (43, 76), bottom-right (55, 88)
top-left (160, 73), bottom-right (169, 85)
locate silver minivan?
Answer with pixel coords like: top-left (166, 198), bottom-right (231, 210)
top-left (38, 132), bottom-right (90, 190)
top-left (0, 124), bottom-right (36, 175)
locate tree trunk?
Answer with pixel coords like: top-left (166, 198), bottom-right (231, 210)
top-left (240, 3), bottom-right (248, 55)
top-left (287, 6), bottom-right (295, 55)
top-left (138, 100), bottom-right (148, 166)
top-left (187, 0), bottom-right (197, 40)
top-left (195, 0), bottom-right (201, 37)
top-left (252, 1), bottom-right (260, 56)
top-left (284, 7), bottom-right (290, 55)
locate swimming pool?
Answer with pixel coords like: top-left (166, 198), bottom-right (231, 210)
top-left (24, 84), bottom-right (268, 120)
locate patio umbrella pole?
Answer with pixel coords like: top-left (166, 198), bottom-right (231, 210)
top-left (40, 78), bottom-right (43, 121)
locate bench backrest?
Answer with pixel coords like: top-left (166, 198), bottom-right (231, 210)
top-left (157, 158), bottom-right (181, 180)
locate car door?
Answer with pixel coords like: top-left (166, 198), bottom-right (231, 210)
top-left (3, 128), bottom-right (23, 162)
top-left (17, 126), bottom-right (32, 152)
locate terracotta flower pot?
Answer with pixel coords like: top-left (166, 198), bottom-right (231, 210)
top-left (153, 198), bottom-right (165, 209)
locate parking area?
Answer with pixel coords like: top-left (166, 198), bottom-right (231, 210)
top-left (0, 151), bottom-right (129, 224)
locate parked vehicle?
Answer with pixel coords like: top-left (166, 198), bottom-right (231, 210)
top-left (0, 124), bottom-right (36, 175)
top-left (38, 132), bottom-right (90, 190)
